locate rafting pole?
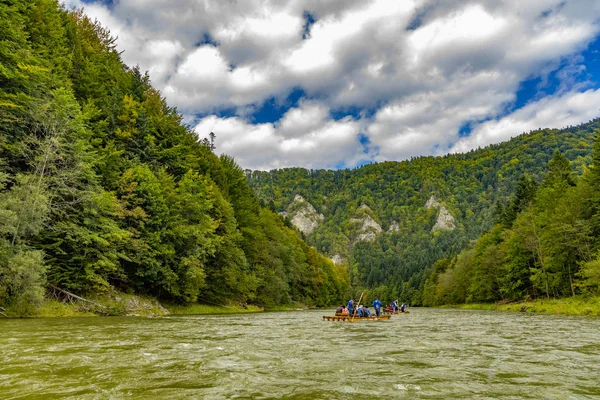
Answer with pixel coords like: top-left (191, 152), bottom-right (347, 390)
top-left (351, 291), bottom-right (365, 322)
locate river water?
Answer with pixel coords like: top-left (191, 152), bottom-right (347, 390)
top-left (1, 308), bottom-right (599, 399)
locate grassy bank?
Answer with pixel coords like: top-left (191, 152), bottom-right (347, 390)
top-left (28, 292), bottom-right (263, 318)
top-left (263, 304), bottom-right (311, 312)
top-left (448, 296), bottom-right (600, 317)
top-left (37, 300), bottom-right (97, 317)
top-left (36, 292), bottom-right (170, 318)
top-left (165, 303), bottom-right (263, 315)
top-left (9, 294), bottom-right (316, 318)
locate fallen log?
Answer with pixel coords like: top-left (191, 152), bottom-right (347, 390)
top-left (48, 284), bottom-right (106, 310)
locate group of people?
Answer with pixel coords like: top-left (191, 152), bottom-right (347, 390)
top-left (388, 300), bottom-right (406, 313)
top-left (335, 298), bottom-right (406, 317)
top-left (335, 302), bottom-right (373, 317)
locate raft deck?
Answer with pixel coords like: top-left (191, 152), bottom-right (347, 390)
top-left (323, 315), bottom-right (391, 322)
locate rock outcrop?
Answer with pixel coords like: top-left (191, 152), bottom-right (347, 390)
top-left (331, 254), bottom-right (344, 265)
top-left (425, 195), bottom-right (440, 209)
top-left (350, 204), bottom-right (382, 242)
top-left (425, 195), bottom-right (456, 232)
top-left (432, 206), bottom-right (456, 231)
top-left (125, 296), bottom-right (170, 316)
top-left (388, 221), bottom-right (400, 233)
top-left (281, 195), bottom-right (324, 235)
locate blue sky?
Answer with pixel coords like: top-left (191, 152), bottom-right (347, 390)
top-left (68, 0), bottom-right (600, 170)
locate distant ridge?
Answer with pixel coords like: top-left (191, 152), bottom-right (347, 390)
top-left (248, 119), bottom-right (600, 303)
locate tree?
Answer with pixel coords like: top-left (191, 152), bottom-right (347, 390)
top-left (209, 131), bottom-right (216, 151)
top-left (546, 150), bottom-right (576, 188)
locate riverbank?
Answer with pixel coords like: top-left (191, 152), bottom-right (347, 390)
top-left (165, 303), bottom-right (263, 315)
top-left (26, 292), bottom-right (264, 318)
top-left (14, 289), bottom-right (320, 318)
top-left (2, 295), bottom-right (314, 318)
top-left (448, 296), bottom-right (600, 317)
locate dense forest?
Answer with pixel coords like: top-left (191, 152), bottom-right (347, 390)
top-left (421, 145), bottom-right (600, 306)
top-left (249, 120), bottom-right (600, 305)
top-left (3, 1), bottom-right (599, 317)
top-left (0, 0), bottom-right (348, 316)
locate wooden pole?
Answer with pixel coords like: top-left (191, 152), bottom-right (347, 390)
top-left (351, 291), bottom-right (364, 322)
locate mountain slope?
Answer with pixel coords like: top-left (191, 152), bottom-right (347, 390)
top-left (248, 120), bottom-right (600, 303)
top-left (0, 0), bottom-right (347, 315)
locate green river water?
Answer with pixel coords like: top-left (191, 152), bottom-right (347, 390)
top-left (1, 308), bottom-right (599, 399)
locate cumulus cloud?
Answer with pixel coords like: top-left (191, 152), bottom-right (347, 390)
top-left (193, 102), bottom-right (370, 170)
top-left (64, 0), bottom-right (600, 169)
top-left (450, 89), bottom-right (600, 153)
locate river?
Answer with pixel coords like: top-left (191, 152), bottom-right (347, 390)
top-left (1, 308), bottom-right (599, 399)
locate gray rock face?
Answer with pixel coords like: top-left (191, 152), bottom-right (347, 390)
top-left (432, 206), bottom-right (456, 231)
top-left (425, 195), bottom-right (440, 209)
top-left (388, 221), bottom-right (400, 233)
top-left (282, 195), bottom-right (324, 235)
top-left (351, 204), bottom-right (382, 242)
top-left (425, 195), bottom-right (456, 231)
top-left (331, 254), bottom-right (344, 265)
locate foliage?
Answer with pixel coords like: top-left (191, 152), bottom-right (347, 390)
top-left (422, 145), bottom-right (600, 306)
top-left (0, 0), bottom-right (348, 315)
top-left (249, 121), bottom-right (600, 305)
top-left (165, 302), bottom-right (263, 315)
top-left (452, 296), bottom-right (600, 317)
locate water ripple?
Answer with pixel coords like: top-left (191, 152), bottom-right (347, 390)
top-left (1, 309), bottom-right (599, 399)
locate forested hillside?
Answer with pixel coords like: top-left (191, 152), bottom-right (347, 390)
top-left (249, 120), bottom-right (600, 305)
top-left (0, 0), bottom-right (347, 316)
top-left (422, 144), bottom-right (600, 307)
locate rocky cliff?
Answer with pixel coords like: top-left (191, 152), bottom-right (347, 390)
top-left (388, 221), bottom-right (400, 233)
top-left (281, 195), bottom-right (324, 235)
top-left (432, 206), bottom-right (456, 231)
top-left (425, 195), bottom-right (456, 231)
top-left (425, 195), bottom-right (441, 209)
top-left (350, 204), bottom-right (383, 242)
top-left (331, 254), bottom-right (344, 265)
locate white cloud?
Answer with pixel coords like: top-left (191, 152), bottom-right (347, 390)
top-left (450, 89), bottom-right (600, 153)
top-left (367, 70), bottom-right (516, 161)
top-left (66, 0), bottom-right (600, 169)
top-left (193, 103), bottom-right (369, 170)
top-left (410, 4), bottom-right (507, 53)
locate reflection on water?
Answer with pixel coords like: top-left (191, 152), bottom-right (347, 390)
top-left (1, 308), bottom-right (599, 399)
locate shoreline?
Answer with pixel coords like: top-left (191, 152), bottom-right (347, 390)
top-left (35, 297), bottom-right (264, 318)
top-left (11, 296), bottom-right (600, 318)
top-left (444, 296), bottom-right (600, 317)
top-left (1, 292), bottom-right (315, 318)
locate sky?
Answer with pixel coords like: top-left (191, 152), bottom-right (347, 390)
top-left (66, 0), bottom-right (600, 170)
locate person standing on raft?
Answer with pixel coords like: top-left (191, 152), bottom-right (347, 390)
top-left (347, 299), bottom-right (354, 317)
top-left (372, 298), bottom-right (382, 317)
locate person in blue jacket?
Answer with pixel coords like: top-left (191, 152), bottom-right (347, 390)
top-left (372, 298), bottom-right (382, 317)
top-left (347, 299), bottom-right (354, 317)
top-left (391, 300), bottom-right (398, 312)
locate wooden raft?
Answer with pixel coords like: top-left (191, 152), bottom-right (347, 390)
top-left (382, 310), bottom-right (409, 315)
top-left (323, 315), bottom-right (391, 322)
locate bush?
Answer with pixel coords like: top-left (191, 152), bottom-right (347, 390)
top-left (0, 247), bottom-right (47, 316)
